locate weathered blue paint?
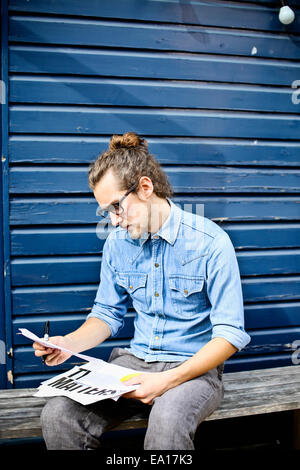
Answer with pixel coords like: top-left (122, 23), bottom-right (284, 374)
top-left (8, 137), bottom-right (300, 166)
top-left (1, 0), bottom-right (299, 388)
top-left (11, 277), bottom-right (300, 315)
top-left (9, 224), bottom-right (300, 255)
top-left (9, 107), bottom-right (300, 138)
top-left (9, 250), bottom-right (300, 286)
top-left (9, 166), bottom-right (300, 194)
top-left (8, 16), bottom-right (300, 59)
top-left (9, 197), bottom-right (300, 225)
top-left (10, 77), bottom-right (300, 113)
top-left (9, 46), bottom-right (300, 86)
top-left (1, 0), bottom-right (12, 389)
top-left (0, 175), bottom-right (5, 388)
top-left (9, 0), bottom-right (300, 33)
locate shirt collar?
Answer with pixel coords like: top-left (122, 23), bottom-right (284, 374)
top-left (138, 197), bottom-right (182, 247)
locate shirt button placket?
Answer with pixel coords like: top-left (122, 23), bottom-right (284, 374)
top-left (153, 239), bottom-right (162, 306)
top-left (151, 237), bottom-right (163, 350)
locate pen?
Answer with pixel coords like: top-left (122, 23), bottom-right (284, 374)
top-left (41, 320), bottom-right (50, 364)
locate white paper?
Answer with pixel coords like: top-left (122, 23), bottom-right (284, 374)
top-left (19, 327), bottom-right (142, 405)
top-left (34, 362), bottom-right (141, 405)
top-left (18, 328), bottom-right (106, 364)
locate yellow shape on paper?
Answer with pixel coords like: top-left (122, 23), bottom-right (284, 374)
top-left (120, 373), bottom-right (141, 383)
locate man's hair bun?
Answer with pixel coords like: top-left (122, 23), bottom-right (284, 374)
top-left (109, 132), bottom-right (148, 151)
top-left (88, 130), bottom-right (173, 198)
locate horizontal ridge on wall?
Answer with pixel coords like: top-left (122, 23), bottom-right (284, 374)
top-left (8, 165), bottom-right (300, 194)
top-left (9, 76), bottom-right (300, 114)
top-left (9, 106), bottom-right (300, 139)
top-left (11, 302), bottom-right (300, 335)
top-left (10, 277), bottom-right (300, 316)
top-left (9, 223), bottom-right (300, 255)
top-left (9, 45), bottom-right (300, 86)
top-left (8, 136), bottom-right (300, 166)
top-left (8, 0), bottom-right (300, 33)
top-left (9, 196), bottom-right (300, 225)
top-left (9, 249), bottom-right (300, 286)
top-left (8, 14), bottom-right (300, 59)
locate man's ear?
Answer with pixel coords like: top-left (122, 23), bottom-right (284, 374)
top-left (137, 176), bottom-right (154, 200)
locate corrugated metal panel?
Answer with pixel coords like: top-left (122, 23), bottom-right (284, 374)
top-left (2, 0), bottom-right (300, 388)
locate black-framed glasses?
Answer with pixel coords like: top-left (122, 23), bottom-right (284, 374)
top-left (96, 182), bottom-right (139, 219)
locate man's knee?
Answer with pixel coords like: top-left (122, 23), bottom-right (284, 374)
top-left (40, 396), bottom-right (77, 429)
top-left (40, 396), bottom-right (95, 449)
top-left (144, 400), bottom-right (194, 450)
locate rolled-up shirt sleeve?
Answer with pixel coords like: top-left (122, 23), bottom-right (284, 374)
top-left (86, 236), bottom-right (130, 337)
top-left (206, 232), bottom-right (251, 351)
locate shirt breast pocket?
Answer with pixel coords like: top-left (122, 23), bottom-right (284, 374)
top-left (116, 272), bottom-right (148, 311)
top-left (169, 275), bottom-right (208, 317)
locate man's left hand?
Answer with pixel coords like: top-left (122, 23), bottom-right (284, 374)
top-left (121, 371), bottom-right (176, 405)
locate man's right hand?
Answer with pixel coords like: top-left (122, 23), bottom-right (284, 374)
top-left (33, 318), bottom-right (111, 367)
top-left (33, 336), bottom-right (74, 366)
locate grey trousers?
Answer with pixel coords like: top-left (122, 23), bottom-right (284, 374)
top-left (40, 347), bottom-right (224, 450)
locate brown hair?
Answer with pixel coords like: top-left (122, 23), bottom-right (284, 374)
top-left (88, 132), bottom-right (173, 199)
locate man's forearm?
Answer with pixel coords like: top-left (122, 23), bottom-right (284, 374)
top-left (64, 317), bottom-right (111, 353)
top-left (164, 337), bottom-right (237, 388)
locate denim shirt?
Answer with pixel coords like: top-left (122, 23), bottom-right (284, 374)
top-left (87, 198), bottom-right (251, 362)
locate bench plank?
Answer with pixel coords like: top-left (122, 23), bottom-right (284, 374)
top-left (0, 397), bottom-right (49, 409)
top-left (224, 373), bottom-right (300, 390)
top-left (1, 366), bottom-right (299, 439)
top-left (0, 417), bottom-right (43, 439)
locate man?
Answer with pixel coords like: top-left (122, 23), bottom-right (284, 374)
top-left (34, 132), bottom-right (251, 450)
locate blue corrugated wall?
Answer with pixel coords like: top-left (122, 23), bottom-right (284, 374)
top-left (1, 0), bottom-right (300, 388)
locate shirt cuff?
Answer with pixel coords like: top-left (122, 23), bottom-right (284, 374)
top-left (86, 309), bottom-right (123, 337)
top-left (211, 324), bottom-right (251, 351)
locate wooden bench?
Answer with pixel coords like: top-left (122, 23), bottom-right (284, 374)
top-left (1, 365), bottom-right (300, 448)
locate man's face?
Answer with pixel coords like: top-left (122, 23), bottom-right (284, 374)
top-left (93, 169), bottom-right (150, 240)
